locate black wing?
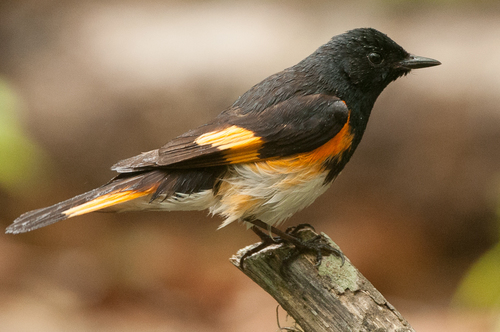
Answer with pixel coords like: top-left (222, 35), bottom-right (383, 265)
top-left (112, 94), bottom-right (349, 172)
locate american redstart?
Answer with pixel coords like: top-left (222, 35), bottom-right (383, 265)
top-left (6, 28), bottom-right (440, 262)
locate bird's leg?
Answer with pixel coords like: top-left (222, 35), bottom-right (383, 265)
top-left (242, 219), bottom-right (345, 269)
top-left (239, 224), bottom-right (283, 268)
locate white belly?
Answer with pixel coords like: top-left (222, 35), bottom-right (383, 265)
top-left (211, 162), bottom-right (332, 228)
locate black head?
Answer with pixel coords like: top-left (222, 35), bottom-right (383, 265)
top-left (304, 28), bottom-right (440, 105)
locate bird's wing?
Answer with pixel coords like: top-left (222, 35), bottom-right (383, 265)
top-left (112, 94), bottom-right (351, 172)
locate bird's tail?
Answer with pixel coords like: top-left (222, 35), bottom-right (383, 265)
top-left (6, 171), bottom-right (166, 234)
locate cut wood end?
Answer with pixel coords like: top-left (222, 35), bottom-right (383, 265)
top-left (230, 241), bottom-right (284, 268)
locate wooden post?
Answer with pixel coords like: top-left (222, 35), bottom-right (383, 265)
top-left (230, 229), bottom-right (415, 332)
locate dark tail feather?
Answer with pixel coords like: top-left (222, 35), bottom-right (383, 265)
top-left (6, 171), bottom-right (166, 234)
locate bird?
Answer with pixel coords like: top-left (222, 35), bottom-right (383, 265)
top-left (6, 28), bottom-right (440, 262)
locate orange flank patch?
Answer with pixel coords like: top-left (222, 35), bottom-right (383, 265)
top-left (63, 189), bottom-right (155, 218)
top-left (306, 113), bottom-right (354, 163)
top-left (195, 125), bottom-right (263, 164)
top-left (266, 113), bottom-right (354, 169)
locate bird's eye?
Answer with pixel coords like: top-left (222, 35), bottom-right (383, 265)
top-left (368, 52), bottom-right (383, 65)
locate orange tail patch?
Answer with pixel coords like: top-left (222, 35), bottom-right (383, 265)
top-left (63, 189), bottom-right (154, 218)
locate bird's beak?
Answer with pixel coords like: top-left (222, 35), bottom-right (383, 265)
top-left (399, 54), bottom-right (441, 69)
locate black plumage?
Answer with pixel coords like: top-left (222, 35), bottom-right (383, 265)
top-left (6, 28), bottom-right (440, 234)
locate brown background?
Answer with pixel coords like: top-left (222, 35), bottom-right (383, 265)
top-left (0, 0), bottom-right (499, 331)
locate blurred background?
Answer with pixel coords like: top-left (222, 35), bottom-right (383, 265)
top-left (1, 0), bottom-right (499, 331)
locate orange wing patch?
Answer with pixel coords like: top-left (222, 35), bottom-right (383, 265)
top-left (195, 125), bottom-right (261, 150)
top-left (195, 125), bottom-right (263, 164)
top-left (63, 188), bottom-right (156, 218)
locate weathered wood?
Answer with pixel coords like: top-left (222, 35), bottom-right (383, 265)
top-left (230, 229), bottom-right (415, 332)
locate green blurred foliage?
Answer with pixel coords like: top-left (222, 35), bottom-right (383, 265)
top-left (0, 78), bottom-right (48, 194)
top-left (454, 199), bottom-right (500, 308)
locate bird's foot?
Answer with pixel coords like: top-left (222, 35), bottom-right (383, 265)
top-left (240, 220), bottom-right (344, 270)
top-left (282, 231), bottom-right (345, 268)
top-left (285, 223), bottom-right (316, 235)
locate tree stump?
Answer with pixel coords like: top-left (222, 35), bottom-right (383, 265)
top-left (230, 229), bottom-right (415, 332)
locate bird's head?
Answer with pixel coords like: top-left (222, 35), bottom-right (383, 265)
top-left (309, 28), bottom-right (440, 102)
